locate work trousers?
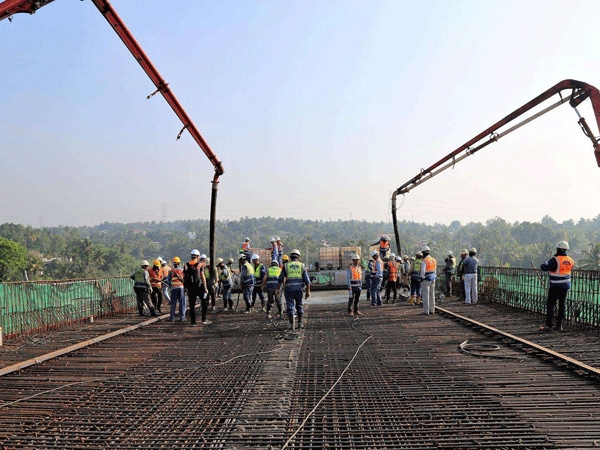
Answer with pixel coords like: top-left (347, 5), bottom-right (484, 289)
top-left (410, 277), bottom-right (421, 297)
top-left (370, 277), bottom-right (383, 306)
top-left (266, 288), bottom-right (282, 315)
top-left (134, 287), bottom-right (153, 315)
top-left (242, 285), bottom-right (253, 311)
top-left (150, 286), bottom-right (163, 312)
top-left (252, 285), bottom-right (266, 309)
top-left (421, 278), bottom-right (436, 314)
top-left (162, 284), bottom-right (171, 305)
top-left (170, 287), bottom-right (186, 321)
top-left (464, 273), bottom-right (478, 304)
top-left (206, 284), bottom-right (216, 309)
top-left (385, 279), bottom-right (397, 302)
top-left (546, 285), bottom-right (568, 329)
top-left (348, 287), bottom-right (361, 313)
top-left (187, 287), bottom-right (207, 325)
top-left (222, 284), bottom-right (232, 309)
top-left (365, 277), bottom-right (371, 301)
top-left (284, 287), bottom-right (304, 318)
top-left (444, 272), bottom-right (454, 296)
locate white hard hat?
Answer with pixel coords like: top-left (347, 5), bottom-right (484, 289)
top-left (403, 255), bottom-right (409, 259)
top-left (251, 253), bottom-right (260, 260)
top-left (245, 237), bottom-right (250, 241)
top-left (351, 253), bottom-right (360, 260)
top-left (469, 247), bottom-right (477, 254)
top-left (447, 251), bottom-right (453, 255)
top-left (276, 236), bottom-right (281, 241)
top-left (190, 249), bottom-right (200, 256)
top-left (270, 238), bottom-right (275, 242)
top-left (238, 253), bottom-right (246, 260)
top-left (157, 256), bottom-right (164, 262)
top-left (556, 240), bottom-right (569, 250)
top-left (421, 245), bottom-right (430, 252)
top-left (141, 260), bottom-right (149, 266)
top-left (371, 250), bottom-right (379, 257)
top-left (390, 253), bottom-right (396, 258)
top-left (271, 259), bottom-right (279, 266)
top-left (290, 249), bottom-right (301, 257)
top-left (461, 249), bottom-right (468, 255)
top-left (199, 253), bottom-right (207, 259)
top-left (395, 256), bottom-right (401, 261)
top-left (216, 257), bottom-right (224, 265)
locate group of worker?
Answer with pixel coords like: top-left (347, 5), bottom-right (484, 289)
top-left (131, 237), bottom-right (311, 331)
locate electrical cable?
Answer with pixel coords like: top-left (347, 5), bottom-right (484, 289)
top-left (459, 339), bottom-right (525, 360)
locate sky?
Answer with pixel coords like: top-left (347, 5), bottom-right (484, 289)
top-left (1, 0), bottom-right (599, 227)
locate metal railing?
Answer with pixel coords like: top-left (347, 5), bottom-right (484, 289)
top-left (0, 277), bottom-right (136, 339)
top-left (479, 267), bottom-right (600, 331)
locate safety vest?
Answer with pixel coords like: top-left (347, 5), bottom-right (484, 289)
top-left (241, 242), bottom-right (250, 252)
top-left (219, 266), bottom-right (232, 286)
top-left (148, 267), bottom-right (162, 288)
top-left (387, 262), bottom-right (398, 281)
top-left (160, 266), bottom-right (170, 281)
top-left (170, 267), bottom-right (184, 288)
top-left (285, 260), bottom-right (304, 287)
top-left (411, 260), bottom-right (422, 279)
top-left (349, 265), bottom-right (362, 286)
top-left (254, 263), bottom-right (264, 280)
top-left (241, 261), bottom-right (255, 287)
top-left (549, 255), bottom-right (574, 285)
top-left (379, 241), bottom-right (390, 251)
top-left (266, 266), bottom-right (281, 290)
top-left (204, 266), bottom-right (216, 286)
top-left (423, 256), bottom-right (437, 276)
top-left (133, 268), bottom-right (150, 290)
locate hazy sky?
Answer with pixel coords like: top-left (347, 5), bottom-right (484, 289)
top-left (1, 0), bottom-right (599, 227)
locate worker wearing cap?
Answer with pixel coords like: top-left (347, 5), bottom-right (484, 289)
top-left (369, 250), bottom-right (383, 307)
top-left (148, 259), bottom-right (164, 314)
top-left (240, 238), bottom-right (252, 263)
top-left (539, 241), bottom-right (575, 332)
top-left (278, 249), bottom-right (311, 330)
top-left (159, 258), bottom-right (171, 307)
top-left (251, 254), bottom-right (267, 311)
top-left (346, 253), bottom-right (363, 316)
top-left (217, 258), bottom-right (233, 311)
top-left (263, 260), bottom-right (283, 319)
top-left (443, 251), bottom-right (456, 297)
top-left (168, 257), bottom-right (186, 322)
top-left (463, 248), bottom-right (479, 305)
top-left (239, 253), bottom-right (255, 313)
top-left (409, 252), bottom-right (422, 305)
top-left (183, 249), bottom-right (207, 326)
top-left (456, 249), bottom-right (468, 302)
top-left (130, 260), bottom-right (157, 317)
top-left (419, 245), bottom-right (437, 314)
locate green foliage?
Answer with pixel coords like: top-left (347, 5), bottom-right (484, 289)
top-left (0, 237), bottom-right (28, 281)
top-left (0, 214), bottom-right (598, 280)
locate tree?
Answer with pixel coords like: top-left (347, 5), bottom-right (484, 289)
top-left (0, 237), bottom-right (28, 281)
top-left (579, 243), bottom-right (600, 271)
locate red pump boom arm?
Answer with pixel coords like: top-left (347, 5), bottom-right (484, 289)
top-left (391, 79), bottom-right (600, 256)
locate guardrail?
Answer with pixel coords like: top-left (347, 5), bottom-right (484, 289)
top-left (0, 277), bottom-right (136, 339)
top-left (479, 267), bottom-right (600, 331)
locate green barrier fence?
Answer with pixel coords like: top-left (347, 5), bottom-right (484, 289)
top-left (0, 277), bottom-right (136, 339)
top-left (478, 267), bottom-right (600, 331)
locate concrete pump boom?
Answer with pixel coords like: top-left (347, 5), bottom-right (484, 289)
top-left (391, 79), bottom-right (600, 256)
top-left (1, 0), bottom-right (224, 275)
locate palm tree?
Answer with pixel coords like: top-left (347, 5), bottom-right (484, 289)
top-left (579, 243), bottom-right (600, 271)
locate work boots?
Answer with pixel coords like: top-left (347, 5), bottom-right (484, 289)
top-left (416, 296), bottom-right (422, 306)
top-left (288, 315), bottom-right (295, 331)
top-left (298, 314), bottom-right (304, 329)
top-left (150, 307), bottom-right (157, 317)
top-left (409, 295), bottom-right (415, 305)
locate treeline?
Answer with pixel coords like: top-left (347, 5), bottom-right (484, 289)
top-left (0, 215), bottom-right (599, 281)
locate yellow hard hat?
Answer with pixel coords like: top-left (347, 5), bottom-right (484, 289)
top-left (172, 256), bottom-right (181, 264)
top-left (153, 259), bottom-right (161, 266)
top-left (282, 254), bottom-right (289, 262)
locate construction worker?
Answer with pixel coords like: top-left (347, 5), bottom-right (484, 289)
top-left (419, 245), bottom-right (437, 315)
top-left (369, 250), bottom-right (383, 307)
top-left (168, 256), bottom-right (186, 322)
top-left (251, 254), bottom-right (267, 311)
top-left (159, 258), bottom-right (171, 306)
top-left (217, 257), bottom-right (233, 311)
top-left (398, 255), bottom-right (410, 297)
top-left (130, 260), bottom-right (156, 317)
top-left (457, 249), bottom-right (468, 301)
top-left (148, 259), bottom-right (164, 313)
top-left (270, 238), bottom-right (278, 264)
top-left (183, 249), bottom-right (207, 326)
top-left (384, 255), bottom-right (398, 303)
top-left (463, 247), bottom-right (479, 305)
top-left (263, 260), bottom-right (283, 319)
top-left (276, 237), bottom-right (284, 267)
top-left (203, 256), bottom-right (217, 314)
top-left (443, 251), bottom-right (456, 297)
top-left (365, 253), bottom-right (374, 303)
top-left (371, 236), bottom-right (391, 259)
top-left (238, 253), bottom-right (255, 313)
top-left (539, 240), bottom-right (575, 332)
top-left (410, 252), bottom-right (423, 305)
top-left (240, 238), bottom-right (252, 262)
top-left (346, 253), bottom-right (363, 316)
top-left (278, 249), bottom-right (311, 330)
